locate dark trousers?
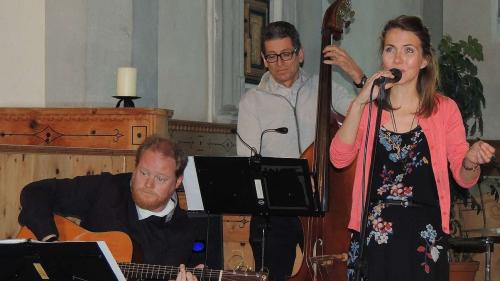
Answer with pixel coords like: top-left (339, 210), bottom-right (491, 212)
top-left (250, 216), bottom-right (303, 281)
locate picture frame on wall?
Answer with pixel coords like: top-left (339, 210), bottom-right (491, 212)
top-left (244, 0), bottom-right (269, 84)
top-left (497, 0), bottom-right (500, 39)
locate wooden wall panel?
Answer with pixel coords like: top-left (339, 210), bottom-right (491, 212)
top-left (0, 152), bottom-right (33, 239)
top-left (0, 148), bottom-right (135, 239)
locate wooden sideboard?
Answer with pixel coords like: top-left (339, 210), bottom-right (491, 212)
top-left (0, 108), bottom-right (172, 149)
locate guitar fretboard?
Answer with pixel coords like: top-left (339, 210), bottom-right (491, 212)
top-left (118, 263), bottom-right (265, 281)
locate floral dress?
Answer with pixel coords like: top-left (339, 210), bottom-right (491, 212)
top-left (347, 126), bottom-right (449, 281)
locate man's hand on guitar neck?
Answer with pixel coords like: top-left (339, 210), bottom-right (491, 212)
top-left (174, 264), bottom-right (198, 281)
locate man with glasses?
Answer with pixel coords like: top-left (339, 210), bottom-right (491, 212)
top-left (236, 21), bottom-right (364, 281)
top-left (19, 135), bottom-right (220, 279)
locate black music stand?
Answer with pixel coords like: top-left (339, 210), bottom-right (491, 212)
top-left (183, 156), bottom-right (320, 217)
top-left (0, 240), bottom-right (125, 281)
top-left (183, 155), bottom-right (320, 272)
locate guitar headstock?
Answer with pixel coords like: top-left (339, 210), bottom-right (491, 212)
top-left (322, 0), bottom-right (355, 41)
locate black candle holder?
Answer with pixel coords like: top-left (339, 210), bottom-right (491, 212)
top-left (113, 96), bottom-right (141, 108)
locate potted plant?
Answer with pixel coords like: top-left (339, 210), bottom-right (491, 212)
top-left (437, 34), bottom-right (485, 281)
top-left (438, 34), bottom-right (485, 136)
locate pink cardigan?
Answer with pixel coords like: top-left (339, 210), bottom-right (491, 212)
top-left (330, 95), bottom-right (478, 234)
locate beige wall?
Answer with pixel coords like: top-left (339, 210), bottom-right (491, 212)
top-left (157, 0), bottom-right (209, 121)
top-left (0, 0), bottom-right (45, 107)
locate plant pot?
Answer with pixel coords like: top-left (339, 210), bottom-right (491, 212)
top-left (449, 261), bottom-right (480, 281)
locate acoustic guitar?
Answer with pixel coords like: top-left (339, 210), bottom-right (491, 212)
top-left (17, 215), bottom-right (267, 281)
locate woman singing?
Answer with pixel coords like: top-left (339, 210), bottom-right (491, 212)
top-left (330, 15), bottom-right (495, 281)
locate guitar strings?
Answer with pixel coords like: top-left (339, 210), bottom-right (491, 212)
top-left (119, 263), bottom-right (264, 280)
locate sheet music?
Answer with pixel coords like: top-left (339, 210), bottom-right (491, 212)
top-left (97, 241), bottom-right (126, 281)
top-left (0, 239), bottom-right (28, 244)
top-left (182, 156), bottom-right (205, 211)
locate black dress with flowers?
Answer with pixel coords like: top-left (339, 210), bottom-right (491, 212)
top-left (347, 126), bottom-right (449, 281)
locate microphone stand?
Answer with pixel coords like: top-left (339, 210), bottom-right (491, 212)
top-left (232, 128), bottom-right (261, 166)
top-left (233, 126), bottom-right (289, 272)
top-left (354, 82), bottom-right (388, 281)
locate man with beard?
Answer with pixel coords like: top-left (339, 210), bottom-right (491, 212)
top-left (19, 135), bottom-right (210, 274)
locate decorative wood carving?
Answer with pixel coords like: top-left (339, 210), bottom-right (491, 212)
top-left (0, 108), bottom-right (172, 149)
top-left (169, 119), bottom-right (236, 156)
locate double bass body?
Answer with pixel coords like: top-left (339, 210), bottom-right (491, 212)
top-left (289, 1), bottom-right (355, 281)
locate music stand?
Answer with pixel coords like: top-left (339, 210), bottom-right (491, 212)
top-left (183, 156), bottom-right (320, 216)
top-left (183, 155), bottom-right (320, 272)
top-left (0, 239), bottom-right (126, 281)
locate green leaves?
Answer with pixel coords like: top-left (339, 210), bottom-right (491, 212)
top-left (438, 35), bottom-right (485, 136)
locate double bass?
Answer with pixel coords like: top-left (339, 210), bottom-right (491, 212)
top-left (291, 1), bottom-right (356, 280)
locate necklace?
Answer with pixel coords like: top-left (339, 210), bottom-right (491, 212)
top-left (389, 109), bottom-right (417, 133)
top-left (387, 97), bottom-right (419, 133)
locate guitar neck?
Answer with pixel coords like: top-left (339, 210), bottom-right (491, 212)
top-left (118, 263), bottom-right (265, 281)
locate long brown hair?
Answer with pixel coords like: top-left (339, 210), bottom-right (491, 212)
top-left (379, 15), bottom-right (439, 117)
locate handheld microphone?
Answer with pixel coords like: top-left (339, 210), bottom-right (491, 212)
top-left (374, 68), bottom-right (402, 85)
top-left (259, 127), bottom-right (288, 155)
top-left (231, 128), bottom-right (259, 157)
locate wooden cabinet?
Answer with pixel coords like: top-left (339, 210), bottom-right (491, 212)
top-left (0, 108), bottom-right (172, 149)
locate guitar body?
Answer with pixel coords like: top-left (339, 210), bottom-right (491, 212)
top-left (17, 214), bottom-right (133, 263)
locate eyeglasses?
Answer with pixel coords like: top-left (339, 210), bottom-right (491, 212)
top-left (263, 48), bottom-right (298, 63)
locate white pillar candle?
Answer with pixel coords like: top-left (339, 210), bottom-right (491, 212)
top-left (116, 67), bottom-right (137, 97)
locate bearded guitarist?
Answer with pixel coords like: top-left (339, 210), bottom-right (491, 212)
top-left (18, 135), bottom-right (217, 281)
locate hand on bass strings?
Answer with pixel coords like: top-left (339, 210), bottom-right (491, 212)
top-left (322, 45), bottom-right (364, 84)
